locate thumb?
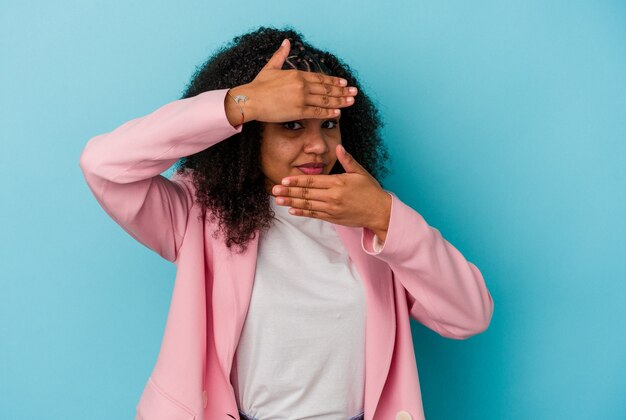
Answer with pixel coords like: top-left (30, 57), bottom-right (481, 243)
top-left (262, 38), bottom-right (290, 70)
top-left (336, 144), bottom-right (366, 175)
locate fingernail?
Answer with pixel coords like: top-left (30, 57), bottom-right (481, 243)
top-left (281, 39), bottom-right (288, 47)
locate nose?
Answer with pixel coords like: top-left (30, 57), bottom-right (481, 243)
top-left (302, 125), bottom-right (330, 154)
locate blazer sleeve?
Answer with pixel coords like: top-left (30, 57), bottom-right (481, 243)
top-left (78, 88), bottom-right (242, 263)
top-left (361, 191), bottom-right (494, 340)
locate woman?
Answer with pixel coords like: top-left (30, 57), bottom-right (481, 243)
top-left (79, 26), bottom-right (494, 420)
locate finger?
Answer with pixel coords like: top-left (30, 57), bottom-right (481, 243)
top-left (302, 71), bottom-right (348, 87)
top-left (278, 174), bottom-right (337, 189)
top-left (290, 207), bottom-right (332, 220)
top-left (335, 144), bottom-right (369, 175)
top-left (307, 83), bottom-right (358, 98)
top-left (302, 106), bottom-right (341, 119)
top-left (272, 186), bottom-right (332, 204)
top-left (262, 38), bottom-right (290, 70)
top-left (283, 198), bottom-right (334, 219)
top-left (304, 93), bottom-right (354, 109)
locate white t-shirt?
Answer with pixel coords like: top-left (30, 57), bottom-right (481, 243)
top-left (231, 196), bottom-right (384, 419)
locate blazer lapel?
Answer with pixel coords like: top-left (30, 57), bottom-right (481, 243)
top-left (211, 231), bottom-right (260, 381)
top-left (332, 224), bottom-right (396, 420)
top-left (213, 223), bottom-right (395, 420)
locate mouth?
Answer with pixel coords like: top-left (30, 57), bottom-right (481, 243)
top-left (296, 164), bottom-right (325, 175)
top-left (296, 162), bottom-right (326, 168)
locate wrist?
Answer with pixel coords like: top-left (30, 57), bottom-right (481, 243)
top-left (369, 190), bottom-right (391, 241)
top-left (225, 84), bottom-right (255, 126)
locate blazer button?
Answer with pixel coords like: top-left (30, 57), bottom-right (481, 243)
top-left (202, 390), bottom-right (208, 408)
top-left (395, 410), bottom-right (412, 420)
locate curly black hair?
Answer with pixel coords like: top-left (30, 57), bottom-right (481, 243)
top-left (173, 25), bottom-right (391, 253)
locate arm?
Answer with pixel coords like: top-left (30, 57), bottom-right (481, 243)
top-left (362, 191), bottom-right (494, 340)
top-left (78, 88), bottom-right (242, 263)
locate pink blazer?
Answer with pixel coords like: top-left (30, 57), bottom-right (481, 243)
top-left (79, 88), bottom-right (494, 420)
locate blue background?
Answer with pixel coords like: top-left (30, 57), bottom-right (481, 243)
top-left (1, 1), bottom-right (624, 419)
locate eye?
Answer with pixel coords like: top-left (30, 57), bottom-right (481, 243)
top-left (282, 121), bottom-right (304, 130)
top-left (323, 119), bottom-right (339, 129)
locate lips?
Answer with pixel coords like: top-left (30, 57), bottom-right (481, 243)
top-left (296, 162), bottom-right (326, 168)
top-left (297, 166), bottom-right (324, 175)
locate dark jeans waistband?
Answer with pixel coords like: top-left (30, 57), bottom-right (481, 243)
top-left (237, 408), bottom-right (365, 420)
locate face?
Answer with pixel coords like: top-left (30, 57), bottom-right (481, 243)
top-left (260, 116), bottom-right (342, 194)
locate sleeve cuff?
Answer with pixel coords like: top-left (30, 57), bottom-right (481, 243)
top-left (361, 190), bottom-right (432, 258)
top-left (361, 191), bottom-right (393, 255)
top-left (373, 232), bottom-right (384, 252)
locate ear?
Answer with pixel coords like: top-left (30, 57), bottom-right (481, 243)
top-left (261, 38), bottom-right (290, 71)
